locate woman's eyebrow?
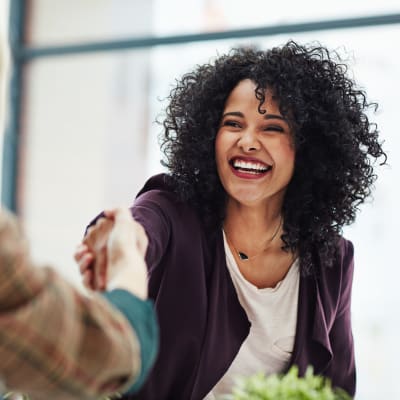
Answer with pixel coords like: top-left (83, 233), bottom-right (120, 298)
top-left (264, 114), bottom-right (285, 121)
top-left (221, 111), bottom-right (244, 119)
top-left (221, 111), bottom-right (286, 121)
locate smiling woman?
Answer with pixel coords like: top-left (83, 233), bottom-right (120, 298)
top-left (216, 80), bottom-right (296, 289)
top-left (77, 41), bottom-right (386, 400)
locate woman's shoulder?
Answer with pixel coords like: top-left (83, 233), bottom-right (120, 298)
top-left (336, 235), bottom-right (354, 267)
top-left (312, 235), bottom-right (355, 316)
top-left (136, 173), bottom-right (174, 197)
top-left (134, 174), bottom-right (180, 210)
top-left (133, 174), bottom-right (199, 225)
top-left (316, 235), bottom-right (354, 285)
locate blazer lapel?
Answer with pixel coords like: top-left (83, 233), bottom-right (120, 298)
top-left (289, 272), bottom-right (333, 375)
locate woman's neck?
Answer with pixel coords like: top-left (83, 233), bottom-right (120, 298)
top-left (223, 199), bottom-right (283, 248)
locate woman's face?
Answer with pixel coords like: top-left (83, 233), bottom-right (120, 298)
top-left (215, 79), bottom-right (295, 209)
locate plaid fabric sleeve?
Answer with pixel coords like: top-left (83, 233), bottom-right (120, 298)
top-left (102, 290), bottom-right (158, 395)
top-left (0, 209), bottom-right (142, 400)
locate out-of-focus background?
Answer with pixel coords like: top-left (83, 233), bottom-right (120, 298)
top-left (1, 1), bottom-right (399, 398)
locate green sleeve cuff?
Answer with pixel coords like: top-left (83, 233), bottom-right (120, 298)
top-left (102, 289), bottom-right (158, 394)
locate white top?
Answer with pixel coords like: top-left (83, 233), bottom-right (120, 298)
top-left (204, 232), bottom-right (300, 399)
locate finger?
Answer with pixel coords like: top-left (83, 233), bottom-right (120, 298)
top-left (103, 208), bottom-right (117, 219)
top-left (89, 214), bottom-right (108, 229)
top-left (78, 253), bottom-right (94, 274)
top-left (74, 244), bottom-right (89, 262)
top-left (84, 218), bottom-right (113, 252)
top-left (85, 224), bottom-right (96, 237)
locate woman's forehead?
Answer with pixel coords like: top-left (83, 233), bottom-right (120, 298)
top-left (224, 79), bottom-right (280, 112)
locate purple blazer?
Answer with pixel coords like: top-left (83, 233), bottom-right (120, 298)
top-left (119, 174), bottom-right (355, 399)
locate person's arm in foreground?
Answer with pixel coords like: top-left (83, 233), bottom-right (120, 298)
top-left (77, 208), bottom-right (158, 395)
top-left (0, 208), bottom-right (157, 400)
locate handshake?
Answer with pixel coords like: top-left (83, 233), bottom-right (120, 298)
top-left (74, 208), bottom-right (149, 299)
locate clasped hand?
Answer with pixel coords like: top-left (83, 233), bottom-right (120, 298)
top-left (74, 208), bottom-right (148, 299)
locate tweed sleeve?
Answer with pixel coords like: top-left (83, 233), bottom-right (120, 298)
top-left (0, 209), bottom-right (142, 400)
top-left (102, 290), bottom-right (158, 394)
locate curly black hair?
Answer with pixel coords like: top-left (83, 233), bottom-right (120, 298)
top-left (160, 40), bottom-right (386, 274)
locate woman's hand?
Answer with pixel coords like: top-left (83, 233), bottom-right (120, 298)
top-left (74, 208), bottom-right (149, 298)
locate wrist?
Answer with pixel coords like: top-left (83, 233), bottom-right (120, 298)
top-left (107, 257), bottom-right (148, 300)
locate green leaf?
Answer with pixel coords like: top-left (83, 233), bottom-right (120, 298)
top-left (220, 366), bottom-right (352, 400)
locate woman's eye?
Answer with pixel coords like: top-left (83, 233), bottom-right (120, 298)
top-left (264, 125), bottom-right (284, 133)
top-left (222, 120), bottom-right (241, 128)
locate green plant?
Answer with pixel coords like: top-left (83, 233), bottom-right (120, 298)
top-left (221, 366), bottom-right (352, 400)
top-left (3, 393), bottom-right (31, 400)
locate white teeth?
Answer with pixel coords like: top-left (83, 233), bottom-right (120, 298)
top-left (232, 159), bottom-right (269, 172)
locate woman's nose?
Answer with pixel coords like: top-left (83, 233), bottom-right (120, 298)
top-left (237, 128), bottom-right (260, 152)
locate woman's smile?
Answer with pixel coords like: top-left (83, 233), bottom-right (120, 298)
top-left (229, 156), bottom-right (272, 179)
